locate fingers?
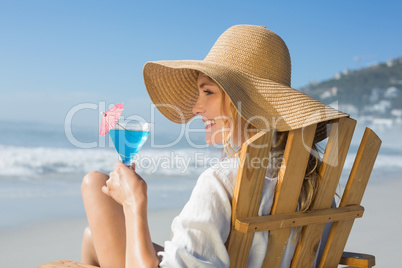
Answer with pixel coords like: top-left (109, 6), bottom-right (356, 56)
top-left (101, 185), bottom-right (109, 195)
top-left (103, 169), bottom-right (118, 196)
top-left (130, 162), bottom-right (136, 170)
top-left (116, 161), bottom-right (128, 170)
top-left (102, 174), bottom-right (113, 196)
top-left (115, 161), bottom-right (136, 172)
top-left (107, 161), bottom-right (142, 192)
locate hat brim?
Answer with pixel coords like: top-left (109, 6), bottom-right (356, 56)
top-left (143, 60), bottom-right (348, 140)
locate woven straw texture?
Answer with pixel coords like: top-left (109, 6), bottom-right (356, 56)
top-left (143, 25), bottom-right (348, 134)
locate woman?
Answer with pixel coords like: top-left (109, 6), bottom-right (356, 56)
top-left (81, 25), bottom-right (347, 267)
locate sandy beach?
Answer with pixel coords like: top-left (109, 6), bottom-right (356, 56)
top-left (0, 172), bottom-right (400, 267)
top-left (341, 174), bottom-right (402, 267)
top-left (0, 209), bottom-right (179, 268)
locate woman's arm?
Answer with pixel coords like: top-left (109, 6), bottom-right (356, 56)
top-left (102, 162), bottom-right (159, 268)
top-left (123, 201), bottom-right (159, 268)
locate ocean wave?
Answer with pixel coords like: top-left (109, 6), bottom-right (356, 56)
top-left (1, 144), bottom-right (400, 180)
top-left (0, 145), bottom-right (116, 177)
top-left (0, 145), bottom-right (222, 179)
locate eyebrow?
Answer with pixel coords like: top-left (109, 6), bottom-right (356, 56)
top-left (199, 82), bottom-right (211, 89)
top-left (198, 79), bottom-right (215, 89)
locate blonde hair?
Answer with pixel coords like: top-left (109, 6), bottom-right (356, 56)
top-left (220, 92), bottom-right (257, 158)
top-left (219, 86), bottom-right (320, 213)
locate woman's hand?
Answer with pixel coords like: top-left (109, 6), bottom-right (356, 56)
top-left (102, 162), bottom-right (148, 211)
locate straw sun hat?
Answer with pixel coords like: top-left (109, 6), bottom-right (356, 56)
top-left (143, 24), bottom-right (348, 140)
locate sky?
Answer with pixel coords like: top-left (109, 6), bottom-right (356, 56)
top-left (1, 0), bottom-right (401, 132)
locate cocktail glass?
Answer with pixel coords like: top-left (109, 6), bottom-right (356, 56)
top-left (109, 119), bottom-right (151, 166)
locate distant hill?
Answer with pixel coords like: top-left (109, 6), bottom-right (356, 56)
top-left (300, 57), bottom-right (402, 119)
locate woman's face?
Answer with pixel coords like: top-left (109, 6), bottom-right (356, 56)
top-left (193, 73), bottom-right (232, 145)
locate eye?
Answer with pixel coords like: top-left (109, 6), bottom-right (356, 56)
top-left (203, 89), bottom-right (213, 95)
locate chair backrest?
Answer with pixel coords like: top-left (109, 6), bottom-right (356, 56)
top-left (225, 117), bottom-right (381, 268)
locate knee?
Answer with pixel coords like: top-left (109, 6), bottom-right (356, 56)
top-left (81, 171), bottom-right (108, 196)
top-left (83, 226), bottom-right (93, 242)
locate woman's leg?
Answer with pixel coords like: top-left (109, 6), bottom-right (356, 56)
top-left (81, 171), bottom-right (126, 268)
top-left (81, 226), bottom-right (99, 265)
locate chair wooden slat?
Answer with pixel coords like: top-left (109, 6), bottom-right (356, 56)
top-left (262, 124), bottom-right (317, 268)
top-left (318, 128), bottom-right (381, 268)
top-left (290, 117), bottom-right (356, 268)
top-left (235, 205), bottom-right (364, 233)
top-left (226, 131), bottom-right (273, 268)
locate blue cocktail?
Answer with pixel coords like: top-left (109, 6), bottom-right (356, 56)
top-left (109, 120), bottom-right (151, 165)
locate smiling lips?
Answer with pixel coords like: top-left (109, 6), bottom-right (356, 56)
top-left (203, 118), bottom-right (216, 129)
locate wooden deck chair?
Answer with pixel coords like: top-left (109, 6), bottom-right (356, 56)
top-left (39, 117), bottom-right (381, 268)
top-left (226, 117), bottom-right (380, 268)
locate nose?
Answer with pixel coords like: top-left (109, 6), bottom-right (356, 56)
top-left (192, 96), bottom-right (204, 115)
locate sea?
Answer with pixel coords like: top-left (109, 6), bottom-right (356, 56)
top-left (0, 119), bottom-right (401, 230)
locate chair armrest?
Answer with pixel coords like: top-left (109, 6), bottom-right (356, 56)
top-left (339, 252), bottom-right (375, 268)
top-left (38, 259), bottom-right (99, 268)
top-left (235, 205), bottom-right (364, 233)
